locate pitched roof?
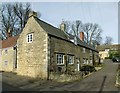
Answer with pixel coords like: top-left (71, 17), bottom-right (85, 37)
top-left (67, 32), bottom-right (97, 52)
top-left (34, 16), bottom-right (97, 52)
top-left (1, 36), bottom-right (19, 49)
top-left (34, 17), bottom-right (68, 41)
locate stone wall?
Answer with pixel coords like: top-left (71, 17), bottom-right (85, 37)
top-left (1, 47), bottom-right (16, 72)
top-left (49, 72), bottom-right (82, 82)
top-left (49, 36), bottom-right (94, 74)
top-left (17, 16), bottom-right (48, 79)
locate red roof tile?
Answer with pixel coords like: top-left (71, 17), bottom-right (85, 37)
top-left (1, 36), bottom-right (19, 49)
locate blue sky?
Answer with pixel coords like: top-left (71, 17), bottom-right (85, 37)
top-left (31, 2), bottom-right (118, 44)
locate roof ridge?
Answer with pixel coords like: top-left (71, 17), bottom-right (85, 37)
top-left (34, 16), bottom-right (63, 32)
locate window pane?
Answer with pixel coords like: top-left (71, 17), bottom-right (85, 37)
top-left (57, 54), bottom-right (63, 64)
top-left (27, 33), bottom-right (33, 43)
top-left (67, 55), bottom-right (74, 64)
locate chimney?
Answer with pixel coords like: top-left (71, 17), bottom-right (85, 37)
top-left (60, 20), bottom-right (66, 31)
top-left (80, 32), bottom-right (84, 41)
top-left (7, 28), bottom-right (12, 38)
top-left (29, 11), bottom-right (37, 18)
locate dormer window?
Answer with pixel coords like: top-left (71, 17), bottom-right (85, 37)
top-left (83, 48), bottom-right (86, 53)
top-left (27, 33), bottom-right (33, 43)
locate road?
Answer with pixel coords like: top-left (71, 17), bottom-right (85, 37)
top-left (0, 60), bottom-right (120, 92)
top-left (40, 60), bottom-right (120, 91)
top-left (0, 73), bottom-right (23, 92)
top-left (2, 82), bottom-right (23, 92)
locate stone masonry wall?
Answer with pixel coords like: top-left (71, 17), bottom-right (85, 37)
top-left (1, 47), bottom-right (15, 72)
top-left (17, 16), bottom-right (48, 79)
top-left (49, 36), bottom-right (93, 74)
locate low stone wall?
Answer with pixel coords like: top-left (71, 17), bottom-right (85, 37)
top-left (49, 72), bottom-right (82, 82)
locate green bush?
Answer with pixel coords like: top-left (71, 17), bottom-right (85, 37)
top-left (109, 51), bottom-right (120, 59)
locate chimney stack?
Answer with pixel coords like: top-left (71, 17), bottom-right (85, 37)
top-left (29, 11), bottom-right (37, 18)
top-left (7, 28), bottom-right (12, 38)
top-left (80, 32), bottom-right (84, 41)
top-left (60, 20), bottom-right (66, 31)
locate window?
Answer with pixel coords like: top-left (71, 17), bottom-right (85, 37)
top-left (67, 55), bottom-right (74, 64)
top-left (90, 50), bottom-right (92, 56)
top-left (86, 59), bottom-right (89, 64)
top-left (83, 48), bottom-right (86, 53)
top-left (83, 58), bottom-right (86, 64)
top-left (4, 61), bottom-right (8, 66)
top-left (27, 33), bottom-right (33, 43)
top-left (56, 54), bottom-right (64, 65)
top-left (90, 59), bottom-right (92, 64)
top-left (5, 49), bottom-right (8, 54)
top-left (105, 48), bottom-right (109, 52)
top-left (90, 50), bottom-right (92, 53)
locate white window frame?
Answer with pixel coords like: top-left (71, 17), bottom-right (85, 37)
top-left (56, 54), bottom-right (64, 65)
top-left (105, 48), bottom-right (110, 52)
top-left (27, 33), bottom-right (33, 43)
top-left (90, 50), bottom-right (92, 56)
top-left (67, 55), bottom-right (74, 64)
top-left (90, 59), bottom-right (92, 64)
top-left (83, 58), bottom-right (86, 64)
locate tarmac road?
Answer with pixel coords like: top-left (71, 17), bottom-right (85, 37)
top-left (0, 72), bottom-right (23, 92)
top-left (40, 60), bottom-right (120, 92)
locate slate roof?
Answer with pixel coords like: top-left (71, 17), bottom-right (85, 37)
top-left (34, 16), bottom-right (98, 52)
top-left (1, 36), bottom-right (19, 49)
top-left (34, 17), bottom-right (68, 41)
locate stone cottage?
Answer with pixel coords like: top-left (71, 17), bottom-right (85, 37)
top-left (16, 12), bottom-right (99, 79)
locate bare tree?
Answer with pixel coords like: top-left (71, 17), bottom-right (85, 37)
top-left (1, 3), bottom-right (31, 39)
top-left (13, 3), bottom-right (31, 32)
top-left (82, 23), bottom-right (102, 45)
top-left (82, 23), bottom-right (93, 43)
top-left (1, 3), bottom-right (18, 39)
top-left (71, 20), bottom-right (82, 37)
top-left (104, 36), bottom-right (113, 45)
top-left (60, 20), bottom-right (102, 46)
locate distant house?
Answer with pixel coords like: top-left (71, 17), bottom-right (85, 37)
top-left (0, 35), bottom-right (19, 72)
top-left (97, 44), bottom-right (120, 59)
top-left (0, 11), bottom-right (99, 79)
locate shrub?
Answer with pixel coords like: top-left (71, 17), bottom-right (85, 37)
top-left (80, 65), bottom-right (96, 72)
top-left (105, 57), bottom-right (109, 59)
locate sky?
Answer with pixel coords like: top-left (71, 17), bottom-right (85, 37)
top-left (30, 2), bottom-right (118, 44)
top-left (0, 0), bottom-right (119, 44)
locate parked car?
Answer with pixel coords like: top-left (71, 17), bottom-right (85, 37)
top-left (112, 57), bottom-right (120, 62)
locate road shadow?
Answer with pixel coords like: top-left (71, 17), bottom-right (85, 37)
top-left (2, 71), bottom-right (51, 91)
top-left (98, 75), bottom-right (107, 93)
top-left (2, 71), bottom-right (72, 91)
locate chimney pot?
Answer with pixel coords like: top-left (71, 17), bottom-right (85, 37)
top-left (80, 32), bottom-right (84, 41)
top-left (60, 21), bottom-right (66, 31)
top-left (29, 11), bottom-right (37, 18)
top-left (7, 28), bottom-right (12, 38)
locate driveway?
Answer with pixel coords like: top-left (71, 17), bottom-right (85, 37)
top-left (40, 60), bottom-right (120, 91)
